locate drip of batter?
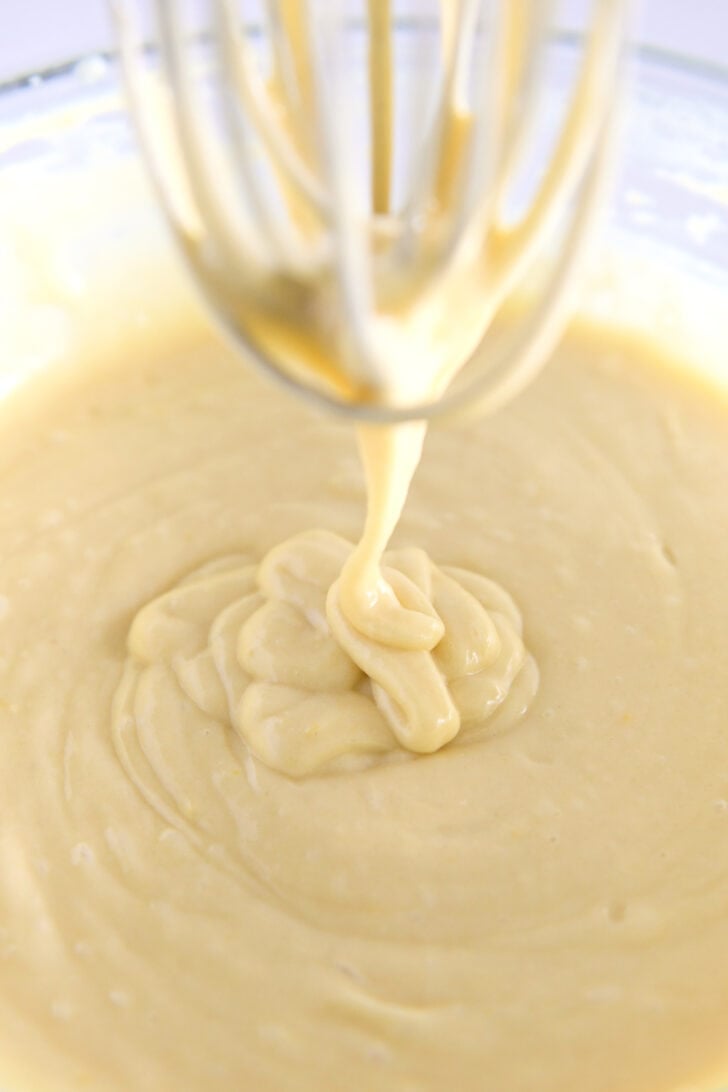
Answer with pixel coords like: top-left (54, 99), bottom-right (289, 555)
top-left (118, 529), bottom-right (535, 776)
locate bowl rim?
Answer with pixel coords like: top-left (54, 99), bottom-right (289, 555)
top-left (1, 27), bottom-right (727, 100)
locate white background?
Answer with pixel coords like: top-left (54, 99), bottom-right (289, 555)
top-left (1, 1), bottom-right (727, 82)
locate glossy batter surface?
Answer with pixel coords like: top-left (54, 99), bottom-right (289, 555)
top-left (1, 321), bottom-right (727, 1092)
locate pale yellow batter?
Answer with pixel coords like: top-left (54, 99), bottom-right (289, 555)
top-left (1, 303), bottom-right (728, 1091)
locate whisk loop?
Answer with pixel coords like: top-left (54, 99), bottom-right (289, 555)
top-left (112, 0), bottom-right (630, 421)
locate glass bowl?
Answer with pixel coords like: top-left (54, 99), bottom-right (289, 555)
top-left (0, 31), bottom-right (727, 1092)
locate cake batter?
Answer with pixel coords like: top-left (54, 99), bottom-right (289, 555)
top-left (0, 310), bottom-right (727, 1091)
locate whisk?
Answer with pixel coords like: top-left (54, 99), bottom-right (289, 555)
top-left (112, 0), bottom-right (630, 422)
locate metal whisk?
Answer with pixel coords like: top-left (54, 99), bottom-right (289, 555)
top-left (112, 0), bottom-right (630, 421)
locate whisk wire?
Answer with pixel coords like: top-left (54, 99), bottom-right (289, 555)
top-left (156, 0), bottom-right (271, 270)
top-left (211, 0), bottom-right (327, 219)
top-left (308, 3), bottom-right (382, 388)
top-left (488, 0), bottom-right (627, 303)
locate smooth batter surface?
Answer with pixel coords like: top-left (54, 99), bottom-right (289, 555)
top-left (1, 313), bottom-right (728, 1091)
